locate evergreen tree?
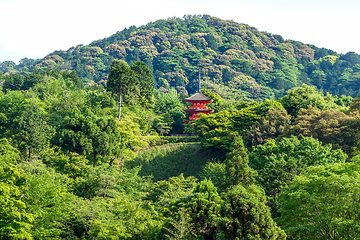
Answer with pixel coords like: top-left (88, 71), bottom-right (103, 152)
top-left (131, 60), bottom-right (154, 101)
top-left (218, 184), bottom-right (286, 240)
top-left (107, 60), bottom-right (137, 120)
top-left (16, 99), bottom-right (53, 161)
top-left (222, 136), bottom-right (256, 190)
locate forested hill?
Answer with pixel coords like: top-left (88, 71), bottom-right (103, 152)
top-left (1, 15), bottom-right (360, 99)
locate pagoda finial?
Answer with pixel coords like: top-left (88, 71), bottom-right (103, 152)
top-left (198, 69), bottom-right (201, 93)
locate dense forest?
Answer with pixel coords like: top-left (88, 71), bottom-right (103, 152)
top-left (1, 15), bottom-right (360, 100)
top-left (1, 15), bottom-right (360, 240)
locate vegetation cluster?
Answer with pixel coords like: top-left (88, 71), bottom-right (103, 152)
top-left (1, 15), bottom-right (360, 240)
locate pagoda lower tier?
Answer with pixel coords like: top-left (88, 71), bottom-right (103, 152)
top-left (183, 108), bottom-right (214, 123)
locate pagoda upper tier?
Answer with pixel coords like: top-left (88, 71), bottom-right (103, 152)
top-left (183, 92), bottom-right (214, 123)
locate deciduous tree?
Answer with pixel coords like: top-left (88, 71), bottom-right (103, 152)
top-left (278, 162), bottom-right (360, 239)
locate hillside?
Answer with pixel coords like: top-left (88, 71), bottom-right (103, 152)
top-left (1, 15), bottom-right (360, 99)
top-left (126, 142), bottom-right (224, 181)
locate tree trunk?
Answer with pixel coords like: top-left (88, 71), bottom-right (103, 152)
top-left (28, 147), bottom-right (32, 162)
top-left (118, 90), bottom-right (122, 120)
top-left (93, 151), bottom-right (98, 168)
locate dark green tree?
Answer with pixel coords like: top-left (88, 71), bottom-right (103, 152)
top-left (168, 179), bottom-right (222, 239)
top-left (205, 33), bottom-right (218, 51)
top-left (222, 136), bottom-right (256, 190)
top-left (15, 99), bottom-right (54, 160)
top-left (245, 108), bottom-right (291, 148)
top-left (219, 184), bottom-right (286, 240)
top-left (107, 60), bottom-right (137, 120)
top-left (53, 108), bottom-right (121, 167)
top-left (131, 60), bottom-right (154, 101)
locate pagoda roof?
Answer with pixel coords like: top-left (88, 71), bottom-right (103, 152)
top-left (185, 92), bottom-right (213, 102)
top-left (184, 109), bottom-right (214, 113)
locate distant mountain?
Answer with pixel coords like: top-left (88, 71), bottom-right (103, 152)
top-left (1, 15), bottom-right (360, 99)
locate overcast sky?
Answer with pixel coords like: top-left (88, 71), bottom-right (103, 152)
top-left (1, 0), bottom-right (359, 63)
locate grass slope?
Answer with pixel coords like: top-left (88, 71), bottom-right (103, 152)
top-left (126, 142), bottom-right (224, 181)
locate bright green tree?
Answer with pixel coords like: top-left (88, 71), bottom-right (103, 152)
top-left (279, 84), bottom-right (341, 117)
top-left (201, 88), bottom-right (224, 112)
top-left (249, 136), bottom-right (347, 202)
top-left (0, 138), bottom-right (21, 164)
top-left (278, 162), bottom-right (360, 239)
top-left (145, 174), bottom-right (198, 208)
top-left (18, 160), bottom-right (76, 239)
top-left (0, 164), bottom-right (34, 240)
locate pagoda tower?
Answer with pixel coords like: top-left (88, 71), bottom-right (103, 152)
top-left (183, 70), bottom-right (214, 123)
top-left (183, 92), bottom-right (214, 123)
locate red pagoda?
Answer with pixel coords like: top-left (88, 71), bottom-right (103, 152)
top-left (183, 92), bottom-right (214, 123)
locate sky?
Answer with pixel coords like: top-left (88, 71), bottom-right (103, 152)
top-left (0, 0), bottom-right (359, 63)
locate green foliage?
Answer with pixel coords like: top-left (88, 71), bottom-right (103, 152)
top-left (0, 90), bottom-right (26, 139)
top-left (167, 179), bottom-right (222, 239)
top-left (0, 138), bottom-right (21, 165)
top-left (41, 148), bottom-right (91, 179)
top-left (2, 18), bottom-right (360, 238)
top-left (131, 60), bottom-right (154, 101)
top-left (154, 88), bottom-right (185, 134)
top-left (201, 88), bottom-right (224, 112)
top-left (146, 174), bottom-right (198, 208)
top-left (219, 184), bottom-right (286, 240)
top-left (190, 99), bottom-right (283, 151)
top-left (0, 164), bottom-right (34, 240)
top-left (199, 161), bottom-right (226, 191)
top-left (88, 197), bottom-right (163, 240)
top-left (17, 160), bottom-right (73, 239)
top-left (249, 136), bottom-right (347, 201)
top-left (53, 108), bottom-right (122, 167)
top-left (245, 108), bottom-right (291, 148)
top-left (222, 136), bottom-right (256, 190)
top-left (107, 59), bottom-right (138, 119)
top-left (280, 84), bottom-right (344, 117)
top-left (349, 93), bottom-right (360, 112)
top-left (72, 165), bottom-right (147, 199)
top-left (282, 106), bottom-right (360, 157)
top-left (15, 98), bottom-right (54, 160)
top-left (278, 162), bottom-right (360, 239)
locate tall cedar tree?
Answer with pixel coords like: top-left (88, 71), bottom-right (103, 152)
top-left (131, 60), bottom-right (154, 101)
top-left (107, 60), bottom-right (137, 120)
top-left (222, 135), bottom-right (256, 190)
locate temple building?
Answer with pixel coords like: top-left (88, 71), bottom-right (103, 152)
top-left (183, 92), bottom-right (214, 123)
